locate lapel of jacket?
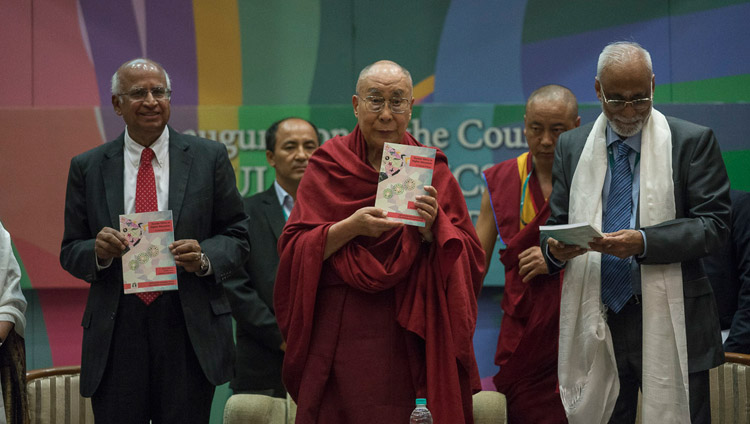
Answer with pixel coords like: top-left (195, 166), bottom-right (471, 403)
top-left (261, 185), bottom-right (286, 240)
top-left (167, 127), bottom-right (193, 230)
top-left (101, 135), bottom-right (125, 228)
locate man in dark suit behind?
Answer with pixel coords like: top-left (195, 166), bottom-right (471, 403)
top-left (704, 190), bottom-right (750, 353)
top-left (541, 42), bottom-right (730, 423)
top-left (60, 58), bottom-right (249, 423)
top-left (224, 117), bottom-right (320, 397)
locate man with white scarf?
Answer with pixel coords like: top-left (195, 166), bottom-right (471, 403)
top-left (541, 41), bottom-right (730, 423)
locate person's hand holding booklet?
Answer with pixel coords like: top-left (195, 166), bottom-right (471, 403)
top-left (540, 222), bottom-right (603, 249)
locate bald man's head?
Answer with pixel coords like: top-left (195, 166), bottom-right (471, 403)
top-left (355, 60), bottom-right (413, 97)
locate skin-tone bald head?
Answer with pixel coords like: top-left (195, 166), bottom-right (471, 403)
top-left (525, 84), bottom-right (579, 121)
top-left (111, 58), bottom-right (171, 95)
top-left (355, 60), bottom-right (413, 97)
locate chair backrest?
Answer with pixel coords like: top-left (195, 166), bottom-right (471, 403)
top-left (224, 391), bottom-right (505, 423)
top-left (710, 352), bottom-right (750, 424)
top-left (223, 394), bottom-right (296, 424)
top-left (26, 366), bottom-right (95, 424)
top-left (473, 390), bottom-right (507, 424)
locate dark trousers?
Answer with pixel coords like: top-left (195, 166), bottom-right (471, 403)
top-left (91, 292), bottom-right (214, 424)
top-left (606, 300), bottom-right (711, 424)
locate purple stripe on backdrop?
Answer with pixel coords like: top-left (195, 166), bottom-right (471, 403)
top-left (78, 1), bottom-right (142, 141)
top-left (521, 20), bottom-right (670, 103)
top-left (669, 3), bottom-right (750, 84)
top-left (145, 0), bottom-right (198, 107)
top-left (78, 1), bottom-right (141, 109)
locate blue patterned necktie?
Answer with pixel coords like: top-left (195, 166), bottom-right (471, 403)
top-left (601, 141), bottom-right (634, 313)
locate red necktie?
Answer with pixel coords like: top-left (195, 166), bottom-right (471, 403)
top-left (135, 147), bottom-right (161, 305)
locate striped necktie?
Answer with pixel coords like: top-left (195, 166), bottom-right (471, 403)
top-left (601, 141), bottom-right (634, 313)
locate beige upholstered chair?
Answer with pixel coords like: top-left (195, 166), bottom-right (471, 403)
top-left (473, 390), bottom-right (507, 423)
top-left (223, 394), bottom-right (296, 424)
top-left (26, 366), bottom-right (94, 424)
top-left (710, 352), bottom-right (750, 423)
top-left (634, 351), bottom-right (750, 424)
top-left (223, 391), bottom-right (507, 423)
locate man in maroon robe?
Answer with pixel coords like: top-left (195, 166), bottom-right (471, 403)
top-left (274, 60), bottom-right (485, 423)
top-left (475, 85), bottom-right (580, 423)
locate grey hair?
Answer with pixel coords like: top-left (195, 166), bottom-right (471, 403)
top-left (355, 60), bottom-right (413, 95)
top-left (596, 41), bottom-right (653, 78)
top-left (110, 58), bottom-right (172, 95)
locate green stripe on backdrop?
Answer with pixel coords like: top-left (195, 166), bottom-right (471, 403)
top-left (724, 150), bottom-right (750, 191)
top-left (11, 244), bottom-right (31, 290)
top-left (308, 0), bottom-right (450, 104)
top-left (238, 1), bottom-right (321, 105)
top-left (23, 290), bottom-right (54, 370)
top-left (521, 0), bottom-right (747, 44)
top-left (654, 74), bottom-right (750, 103)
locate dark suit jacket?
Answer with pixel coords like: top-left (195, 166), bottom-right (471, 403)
top-left (542, 115), bottom-right (731, 372)
top-left (60, 126), bottom-right (249, 396)
top-left (705, 190), bottom-right (750, 353)
top-left (223, 185), bottom-right (286, 392)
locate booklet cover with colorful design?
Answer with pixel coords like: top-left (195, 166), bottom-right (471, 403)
top-left (120, 210), bottom-right (178, 294)
top-left (374, 143), bottom-right (436, 227)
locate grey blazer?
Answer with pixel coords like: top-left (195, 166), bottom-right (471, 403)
top-left (60, 126), bottom-right (250, 396)
top-left (541, 115), bottom-right (731, 372)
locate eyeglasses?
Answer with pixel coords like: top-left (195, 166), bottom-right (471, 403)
top-left (599, 83), bottom-right (652, 112)
top-left (117, 87), bottom-right (171, 101)
top-left (358, 95), bottom-right (411, 114)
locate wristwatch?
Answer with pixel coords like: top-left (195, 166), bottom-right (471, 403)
top-left (199, 252), bottom-right (209, 273)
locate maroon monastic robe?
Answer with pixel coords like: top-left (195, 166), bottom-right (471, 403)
top-left (275, 126), bottom-right (485, 423)
top-left (484, 154), bottom-right (567, 424)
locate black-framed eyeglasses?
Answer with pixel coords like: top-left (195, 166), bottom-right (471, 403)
top-left (117, 87), bottom-right (171, 101)
top-left (599, 82), bottom-right (652, 112)
top-left (358, 95), bottom-right (411, 114)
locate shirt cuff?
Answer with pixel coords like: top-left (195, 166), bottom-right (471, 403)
top-left (96, 253), bottom-right (113, 271)
top-left (637, 229), bottom-right (647, 258)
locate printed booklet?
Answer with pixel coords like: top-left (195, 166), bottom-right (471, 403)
top-left (120, 210), bottom-right (178, 294)
top-left (374, 142), bottom-right (436, 227)
top-left (539, 222), bottom-right (604, 248)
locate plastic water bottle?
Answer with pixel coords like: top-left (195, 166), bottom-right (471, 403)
top-left (409, 398), bottom-right (433, 423)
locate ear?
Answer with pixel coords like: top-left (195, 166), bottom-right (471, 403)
top-left (112, 95), bottom-right (123, 116)
top-left (522, 114), bottom-right (528, 137)
top-left (352, 95), bottom-right (359, 117)
top-left (266, 149), bottom-right (276, 168)
top-left (651, 74), bottom-right (656, 94)
top-left (575, 116), bottom-right (581, 128)
top-left (594, 78), bottom-right (602, 101)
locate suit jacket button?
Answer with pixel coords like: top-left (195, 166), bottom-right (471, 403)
top-left (110, 312), bottom-right (116, 320)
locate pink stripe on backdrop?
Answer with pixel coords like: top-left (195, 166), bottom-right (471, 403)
top-left (37, 289), bottom-right (87, 366)
top-left (0, 1), bottom-right (32, 106)
top-left (32, 0), bottom-right (98, 106)
top-left (0, 108), bottom-right (103, 287)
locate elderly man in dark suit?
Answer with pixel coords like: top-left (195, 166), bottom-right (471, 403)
top-left (541, 42), bottom-right (730, 423)
top-left (224, 117), bottom-right (320, 398)
top-left (60, 58), bottom-right (249, 423)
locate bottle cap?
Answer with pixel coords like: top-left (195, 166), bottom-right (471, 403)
top-left (415, 398), bottom-right (427, 406)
